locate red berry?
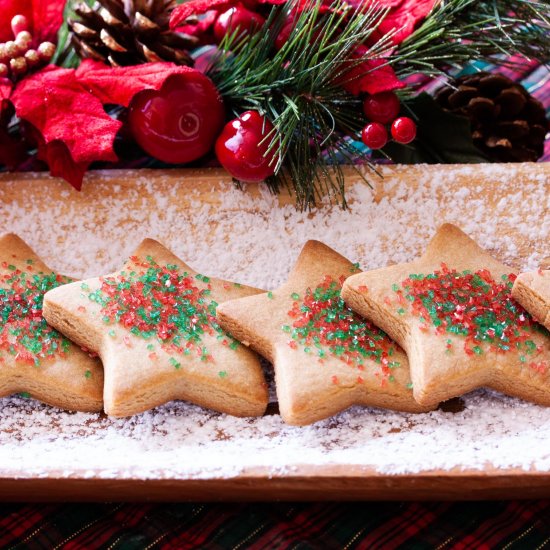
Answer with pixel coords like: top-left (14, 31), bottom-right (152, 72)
top-left (215, 110), bottom-right (277, 182)
top-left (361, 122), bottom-right (388, 150)
top-left (128, 72), bottom-right (225, 164)
top-left (391, 116), bottom-right (417, 144)
top-left (213, 6), bottom-right (265, 43)
top-left (362, 92), bottom-right (401, 124)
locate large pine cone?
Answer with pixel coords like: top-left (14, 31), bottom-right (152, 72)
top-left (69, 0), bottom-right (198, 67)
top-left (435, 72), bottom-right (548, 162)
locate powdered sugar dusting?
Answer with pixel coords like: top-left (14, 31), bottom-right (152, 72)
top-left (0, 164), bottom-right (549, 479)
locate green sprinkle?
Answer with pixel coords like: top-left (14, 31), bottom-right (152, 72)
top-left (169, 357), bottom-right (181, 369)
top-left (19, 392), bottom-right (31, 398)
top-left (85, 370), bottom-right (92, 379)
top-left (218, 370), bottom-right (227, 378)
top-left (267, 291), bottom-right (274, 299)
top-left (291, 292), bottom-right (300, 300)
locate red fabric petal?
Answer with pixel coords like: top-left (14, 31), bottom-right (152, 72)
top-left (31, 0), bottom-right (66, 45)
top-left (0, 78), bottom-right (12, 117)
top-left (37, 140), bottom-right (89, 191)
top-left (75, 60), bottom-right (196, 107)
top-left (373, 0), bottom-right (436, 45)
top-left (338, 45), bottom-right (405, 95)
top-left (170, 0), bottom-right (234, 29)
top-left (11, 66), bottom-right (121, 165)
top-left (0, 0), bottom-right (65, 45)
top-left (341, 56), bottom-right (405, 95)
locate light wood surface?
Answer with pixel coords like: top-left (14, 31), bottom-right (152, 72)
top-left (0, 164), bottom-right (548, 266)
top-left (0, 163), bottom-right (549, 501)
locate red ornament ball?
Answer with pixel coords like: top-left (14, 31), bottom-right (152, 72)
top-left (391, 116), bottom-right (417, 144)
top-left (361, 122), bottom-right (388, 150)
top-left (213, 6), bottom-right (265, 43)
top-left (215, 110), bottom-right (277, 182)
top-left (128, 71), bottom-right (225, 164)
top-left (362, 92), bottom-right (401, 124)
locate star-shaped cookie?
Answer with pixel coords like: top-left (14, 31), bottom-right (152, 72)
top-left (512, 270), bottom-right (550, 331)
top-left (342, 223), bottom-right (550, 407)
top-left (216, 240), bottom-right (430, 426)
top-left (0, 233), bottom-right (103, 411)
top-left (43, 238), bottom-right (268, 417)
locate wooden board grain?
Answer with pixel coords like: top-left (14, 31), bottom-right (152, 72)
top-left (0, 163), bottom-right (549, 501)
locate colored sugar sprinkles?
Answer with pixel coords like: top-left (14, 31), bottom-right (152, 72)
top-left (394, 263), bottom-right (547, 365)
top-left (285, 275), bottom-right (401, 382)
top-left (87, 255), bottom-right (239, 363)
top-left (0, 266), bottom-right (71, 366)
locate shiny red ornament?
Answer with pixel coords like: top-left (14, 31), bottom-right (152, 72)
top-left (361, 122), bottom-right (388, 150)
top-left (128, 72), bottom-right (225, 164)
top-left (363, 92), bottom-right (401, 124)
top-left (215, 110), bottom-right (277, 182)
top-left (213, 5), bottom-right (265, 42)
top-left (391, 116), bottom-right (417, 144)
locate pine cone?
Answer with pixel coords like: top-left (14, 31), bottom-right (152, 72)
top-left (69, 0), bottom-right (198, 67)
top-left (435, 72), bottom-right (549, 162)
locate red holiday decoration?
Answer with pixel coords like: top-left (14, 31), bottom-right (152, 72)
top-left (128, 72), bottom-right (225, 164)
top-left (215, 110), bottom-right (277, 182)
top-left (362, 0), bottom-right (438, 46)
top-left (390, 116), bottom-right (417, 144)
top-left (0, 0), bottom-right (64, 45)
top-left (361, 122), bottom-right (388, 150)
top-left (213, 6), bottom-right (266, 42)
top-left (363, 91), bottom-right (401, 124)
top-left (8, 61), bottom-right (200, 189)
top-left (339, 48), bottom-right (405, 96)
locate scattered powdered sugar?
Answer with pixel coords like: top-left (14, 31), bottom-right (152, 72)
top-left (0, 164), bottom-right (549, 479)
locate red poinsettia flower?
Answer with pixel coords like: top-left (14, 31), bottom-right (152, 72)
top-left (0, 1), bottom-right (203, 188)
top-left (357, 0), bottom-right (437, 46)
top-left (0, 0), bottom-right (65, 45)
top-left (8, 61), bottom-right (200, 189)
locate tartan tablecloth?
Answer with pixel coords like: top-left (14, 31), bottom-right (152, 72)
top-left (2, 501), bottom-right (550, 549)
top-left (1, 64), bottom-right (549, 549)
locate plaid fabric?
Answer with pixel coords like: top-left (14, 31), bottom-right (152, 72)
top-left (2, 501), bottom-right (550, 549)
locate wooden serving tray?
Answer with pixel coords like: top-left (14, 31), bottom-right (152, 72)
top-left (0, 163), bottom-right (549, 501)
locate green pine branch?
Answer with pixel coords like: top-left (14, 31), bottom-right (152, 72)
top-left (394, 0), bottom-right (550, 79)
top-left (209, 0), bottom-right (393, 209)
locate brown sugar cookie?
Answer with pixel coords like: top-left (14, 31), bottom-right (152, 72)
top-left (216, 240), bottom-right (431, 426)
top-left (512, 270), bottom-right (550, 330)
top-left (0, 233), bottom-right (103, 412)
top-left (342, 223), bottom-right (550, 408)
top-left (43, 238), bottom-right (268, 417)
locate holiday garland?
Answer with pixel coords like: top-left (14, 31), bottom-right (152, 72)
top-left (0, 0), bottom-right (548, 208)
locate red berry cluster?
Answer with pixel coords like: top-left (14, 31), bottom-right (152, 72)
top-left (0, 15), bottom-right (56, 80)
top-left (360, 92), bottom-right (417, 150)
